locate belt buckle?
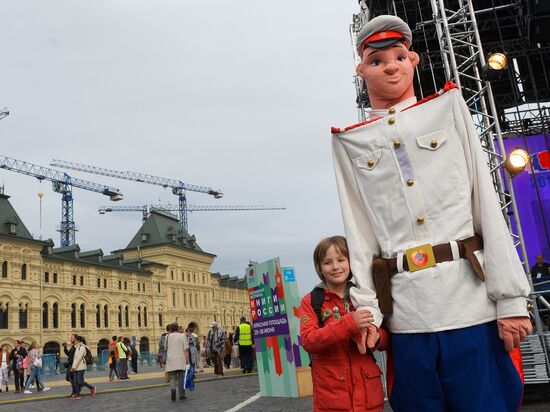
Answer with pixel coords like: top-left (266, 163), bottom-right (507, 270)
top-left (405, 243), bottom-right (436, 272)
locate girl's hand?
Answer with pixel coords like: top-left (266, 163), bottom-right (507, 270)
top-left (352, 310), bottom-right (374, 329)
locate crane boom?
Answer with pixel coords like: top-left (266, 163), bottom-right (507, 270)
top-left (2, 156), bottom-right (122, 199)
top-left (0, 108), bottom-right (9, 120)
top-left (50, 158), bottom-right (222, 197)
top-left (0, 155), bottom-right (123, 246)
top-left (51, 158), bottom-right (223, 231)
top-left (98, 203), bottom-right (286, 224)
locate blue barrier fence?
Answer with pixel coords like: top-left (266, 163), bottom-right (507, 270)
top-left (40, 352), bottom-right (158, 377)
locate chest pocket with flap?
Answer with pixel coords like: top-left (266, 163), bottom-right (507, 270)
top-left (352, 149), bottom-right (382, 170)
top-left (416, 130), bottom-right (448, 151)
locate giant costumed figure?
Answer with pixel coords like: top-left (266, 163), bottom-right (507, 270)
top-left (331, 15), bottom-right (532, 411)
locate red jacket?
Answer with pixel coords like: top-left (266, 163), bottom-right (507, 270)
top-left (300, 286), bottom-right (390, 412)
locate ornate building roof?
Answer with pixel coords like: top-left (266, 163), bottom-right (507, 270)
top-left (0, 192), bottom-right (35, 240)
top-left (123, 209), bottom-right (214, 257)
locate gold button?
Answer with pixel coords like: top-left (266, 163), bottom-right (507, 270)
top-left (407, 179), bottom-right (414, 186)
top-left (417, 216), bottom-right (425, 224)
top-left (388, 118), bottom-right (396, 125)
top-left (431, 140), bottom-right (438, 148)
top-left (367, 160), bottom-right (375, 168)
top-left (393, 141), bottom-right (401, 149)
top-left (388, 107), bottom-right (396, 114)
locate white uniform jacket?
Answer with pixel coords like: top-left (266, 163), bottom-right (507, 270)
top-left (331, 83), bottom-right (530, 333)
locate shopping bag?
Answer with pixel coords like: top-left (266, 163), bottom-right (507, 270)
top-left (183, 364), bottom-right (195, 391)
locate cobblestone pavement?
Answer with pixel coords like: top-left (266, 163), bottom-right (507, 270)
top-left (0, 370), bottom-right (548, 411)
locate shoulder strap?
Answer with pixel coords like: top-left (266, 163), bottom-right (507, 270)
top-left (310, 288), bottom-right (325, 328)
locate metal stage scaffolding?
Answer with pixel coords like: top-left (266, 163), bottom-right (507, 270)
top-left (350, 0), bottom-right (550, 383)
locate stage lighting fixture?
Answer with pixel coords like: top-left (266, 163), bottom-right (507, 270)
top-left (504, 148), bottom-right (530, 176)
top-left (483, 52), bottom-right (508, 80)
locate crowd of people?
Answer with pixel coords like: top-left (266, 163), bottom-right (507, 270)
top-left (156, 319), bottom-right (256, 401)
top-left (1, 340), bottom-right (52, 395)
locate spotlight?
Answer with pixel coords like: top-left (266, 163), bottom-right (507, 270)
top-left (483, 52), bottom-right (508, 80)
top-left (504, 148), bottom-right (530, 176)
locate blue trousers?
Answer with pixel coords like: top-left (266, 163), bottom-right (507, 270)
top-left (389, 321), bottom-right (522, 412)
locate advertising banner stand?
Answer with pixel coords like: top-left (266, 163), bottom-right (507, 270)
top-left (246, 258), bottom-right (312, 397)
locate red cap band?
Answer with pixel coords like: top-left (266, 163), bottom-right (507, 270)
top-left (365, 30), bottom-right (404, 44)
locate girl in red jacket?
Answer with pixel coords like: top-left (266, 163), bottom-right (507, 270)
top-left (300, 236), bottom-right (389, 412)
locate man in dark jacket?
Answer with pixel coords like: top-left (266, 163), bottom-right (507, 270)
top-left (10, 340), bottom-right (27, 393)
top-left (63, 334), bottom-right (77, 395)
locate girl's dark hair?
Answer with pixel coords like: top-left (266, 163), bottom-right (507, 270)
top-left (169, 323), bottom-right (179, 332)
top-left (313, 235), bottom-right (353, 281)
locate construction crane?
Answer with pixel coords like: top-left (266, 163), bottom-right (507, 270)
top-left (0, 108), bottom-right (9, 121)
top-left (0, 155), bottom-right (123, 246)
top-left (50, 159), bottom-right (222, 231)
top-left (98, 203), bottom-right (286, 224)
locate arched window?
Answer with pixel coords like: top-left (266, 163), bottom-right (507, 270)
top-left (0, 303), bottom-right (8, 329)
top-left (42, 302), bottom-right (49, 329)
top-left (96, 305), bottom-right (101, 328)
top-left (125, 306), bottom-right (129, 327)
top-left (21, 264), bottom-right (27, 280)
top-left (144, 307), bottom-right (148, 327)
top-left (53, 302), bottom-right (59, 328)
top-left (137, 306), bottom-right (141, 327)
top-left (159, 313), bottom-right (163, 327)
top-left (19, 303), bottom-right (28, 329)
top-left (104, 305), bottom-right (109, 328)
top-left (195, 294), bottom-right (198, 308)
top-left (118, 305), bottom-right (122, 328)
top-left (183, 293), bottom-right (187, 307)
top-left (172, 292), bottom-right (176, 307)
top-left (80, 303), bottom-right (85, 328)
top-left (1, 261), bottom-right (7, 278)
top-left (71, 304), bottom-right (76, 328)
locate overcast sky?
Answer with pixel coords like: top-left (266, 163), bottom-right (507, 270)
top-left (1, 0), bottom-right (361, 296)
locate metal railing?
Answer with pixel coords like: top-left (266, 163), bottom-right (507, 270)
top-left (40, 352), bottom-right (159, 377)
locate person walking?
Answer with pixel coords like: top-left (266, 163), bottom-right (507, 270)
top-left (223, 333), bottom-right (233, 369)
top-left (108, 350), bottom-right (118, 381)
top-left (0, 344), bottom-right (10, 392)
top-left (63, 335), bottom-right (77, 397)
top-left (116, 336), bottom-right (129, 380)
top-left (54, 352), bottom-right (60, 375)
top-left (234, 317), bottom-right (254, 373)
top-left (206, 321), bottom-right (226, 376)
top-left (23, 342), bottom-right (50, 394)
top-left (10, 340), bottom-right (26, 393)
top-left (164, 323), bottom-right (190, 402)
top-left (158, 325), bottom-right (170, 367)
top-left (70, 335), bottom-right (96, 399)
top-left (130, 344), bottom-right (138, 374)
top-left (186, 323), bottom-right (200, 369)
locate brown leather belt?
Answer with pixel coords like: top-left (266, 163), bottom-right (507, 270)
top-left (373, 234), bottom-right (484, 314)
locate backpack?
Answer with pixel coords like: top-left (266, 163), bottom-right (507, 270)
top-left (84, 347), bottom-right (94, 365)
top-left (310, 288), bottom-right (326, 327)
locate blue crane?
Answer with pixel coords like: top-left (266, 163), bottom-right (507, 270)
top-left (50, 159), bottom-right (223, 231)
top-left (0, 108), bottom-right (9, 121)
top-left (98, 203), bottom-right (286, 224)
top-left (0, 155), bottom-right (123, 246)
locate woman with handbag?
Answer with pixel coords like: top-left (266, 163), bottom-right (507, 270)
top-left (23, 342), bottom-right (50, 394)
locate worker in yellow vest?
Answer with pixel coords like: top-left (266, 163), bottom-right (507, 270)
top-left (234, 317), bottom-right (254, 373)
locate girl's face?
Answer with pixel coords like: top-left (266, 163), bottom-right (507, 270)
top-left (321, 245), bottom-right (350, 289)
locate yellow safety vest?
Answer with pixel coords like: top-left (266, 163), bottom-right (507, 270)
top-left (239, 323), bottom-right (252, 346)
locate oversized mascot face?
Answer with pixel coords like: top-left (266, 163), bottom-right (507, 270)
top-left (356, 42), bottom-right (419, 108)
